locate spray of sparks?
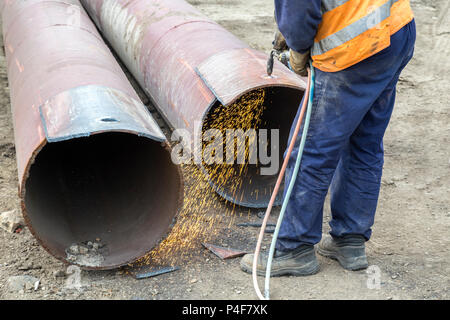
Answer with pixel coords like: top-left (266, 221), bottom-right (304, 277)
top-left (135, 89), bottom-right (267, 267)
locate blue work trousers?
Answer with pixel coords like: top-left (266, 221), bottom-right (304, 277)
top-left (276, 21), bottom-right (416, 251)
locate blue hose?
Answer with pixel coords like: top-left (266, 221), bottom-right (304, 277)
top-left (264, 62), bottom-right (315, 299)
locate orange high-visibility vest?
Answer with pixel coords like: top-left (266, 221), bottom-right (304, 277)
top-left (312, 0), bottom-right (414, 72)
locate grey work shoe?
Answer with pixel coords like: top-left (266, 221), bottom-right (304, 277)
top-left (317, 234), bottom-right (369, 271)
top-left (240, 245), bottom-right (320, 277)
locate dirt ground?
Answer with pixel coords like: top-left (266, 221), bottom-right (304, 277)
top-left (0, 0), bottom-right (449, 300)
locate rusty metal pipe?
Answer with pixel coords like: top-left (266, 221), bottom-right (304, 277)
top-left (1, 0), bottom-right (183, 269)
top-left (81, 0), bottom-right (307, 208)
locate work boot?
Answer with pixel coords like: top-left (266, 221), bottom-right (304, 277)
top-left (240, 245), bottom-right (320, 277)
top-left (317, 234), bottom-right (369, 271)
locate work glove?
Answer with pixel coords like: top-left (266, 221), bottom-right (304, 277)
top-left (273, 29), bottom-right (288, 51)
top-left (290, 49), bottom-right (310, 77)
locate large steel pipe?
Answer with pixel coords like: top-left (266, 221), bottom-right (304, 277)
top-left (1, 0), bottom-right (183, 269)
top-left (81, 0), bottom-right (307, 208)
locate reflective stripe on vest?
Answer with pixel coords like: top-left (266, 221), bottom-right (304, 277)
top-left (313, 0), bottom-right (395, 56)
top-left (322, 0), bottom-right (354, 12)
top-left (312, 0), bottom-right (414, 72)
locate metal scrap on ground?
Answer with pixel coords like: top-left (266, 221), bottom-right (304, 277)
top-left (202, 243), bottom-right (247, 260)
top-left (127, 265), bottom-right (180, 280)
top-left (236, 222), bottom-right (276, 233)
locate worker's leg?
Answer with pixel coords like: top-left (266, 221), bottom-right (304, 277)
top-left (276, 20), bottom-right (416, 252)
top-left (275, 71), bottom-right (372, 251)
top-left (328, 78), bottom-right (398, 240)
top-left (317, 80), bottom-right (398, 271)
top-left (329, 25), bottom-right (416, 240)
top-left (317, 81), bottom-right (400, 271)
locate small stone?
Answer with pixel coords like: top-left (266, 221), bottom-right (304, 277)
top-left (18, 262), bottom-right (32, 271)
top-left (7, 275), bottom-right (39, 292)
top-left (190, 279), bottom-right (198, 284)
top-left (53, 270), bottom-right (66, 278)
top-left (186, 288), bottom-right (192, 292)
top-left (78, 245), bottom-right (89, 255)
top-left (25, 281), bottom-right (34, 291)
top-left (69, 245), bottom-right (79, 254)
top-left (383, 179), bottom-right (395, 186)
top-left (0, 209), bottom-right (24, 233)
top-left (66, 254), bottom-right (76, 262)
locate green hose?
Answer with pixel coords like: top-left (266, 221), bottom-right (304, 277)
top-left (264, 62), bottom-right (315, 299)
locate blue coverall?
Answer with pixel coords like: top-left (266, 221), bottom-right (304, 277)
top-left (274, 0), bottom-right (416, 251)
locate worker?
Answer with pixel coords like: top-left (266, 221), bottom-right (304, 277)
top-left (241, 0), bottom-right (416, 276)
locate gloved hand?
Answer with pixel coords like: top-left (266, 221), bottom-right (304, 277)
top-left (290, 49), bottom-right (310, 76)
top-left (273, 29), bottom-right (288, 51)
